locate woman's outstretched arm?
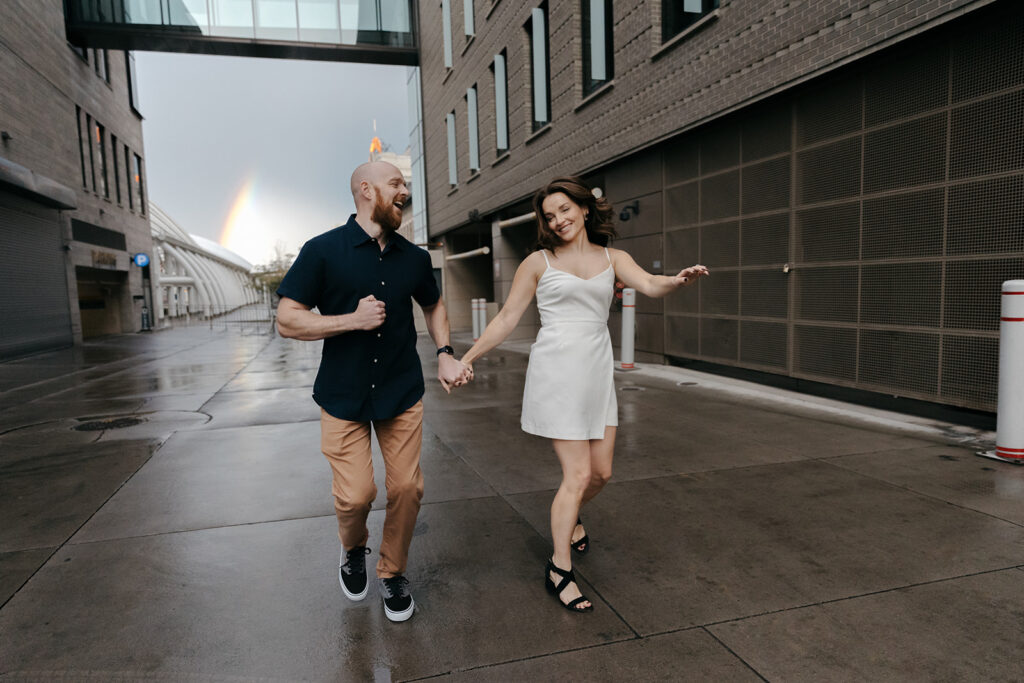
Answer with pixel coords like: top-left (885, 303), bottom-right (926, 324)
top-left (609, 249), bottom-right (708, 298)
top-left (461, 251), bottom-right (546, 367)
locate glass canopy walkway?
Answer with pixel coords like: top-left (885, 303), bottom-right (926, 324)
top-left (65, 0), bottom-right (417, 65)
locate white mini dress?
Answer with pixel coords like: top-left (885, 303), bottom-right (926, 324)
top-left (520, 248), bottom-right (618, 440)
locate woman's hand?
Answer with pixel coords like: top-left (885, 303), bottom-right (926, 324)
top-left (672, 264), bottom-right (709, 287)
top-left (455, 358), bottom-right (474, 386)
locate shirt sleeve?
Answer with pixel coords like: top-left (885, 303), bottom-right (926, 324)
top-left (276, 240), bottom-right (323, 309)
top-left (411, 249), bottom-right (441, 308)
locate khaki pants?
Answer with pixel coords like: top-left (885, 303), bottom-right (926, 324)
top-left (320, 401), bottom-right (424, 578)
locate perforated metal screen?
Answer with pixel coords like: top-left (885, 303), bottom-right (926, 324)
top-left (662, 11), bottom-right (1024, 412)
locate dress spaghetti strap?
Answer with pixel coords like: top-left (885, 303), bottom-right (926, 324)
top-left (541, 250), bottom-right (551, 266)
top-left (603, 247), bottom-right (611, 264)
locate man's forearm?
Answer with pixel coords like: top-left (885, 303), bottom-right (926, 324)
top-left (422, 301), bottom-right (451, 349)
top-left (277, 308), bottom-right (359, 341)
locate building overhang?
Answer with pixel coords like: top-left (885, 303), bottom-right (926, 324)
top-left (0, 156), bottom-right (77, 210)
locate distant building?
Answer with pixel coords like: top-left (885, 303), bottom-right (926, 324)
top-left (149, 204), bottom-right (262, 323)
top-left (0, 0), bottom-right (153, 358)
top-left (416, 0), bottom-right (1024, 414)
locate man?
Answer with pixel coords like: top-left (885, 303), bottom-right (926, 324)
top-left (276, 161), bottom-right (470, 622)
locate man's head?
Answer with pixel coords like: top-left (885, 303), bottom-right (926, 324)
top-left (350, 161), bottom-right (409, 235)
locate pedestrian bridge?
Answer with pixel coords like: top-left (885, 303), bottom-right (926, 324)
top-left (64, 0), bottom-right (417, 65)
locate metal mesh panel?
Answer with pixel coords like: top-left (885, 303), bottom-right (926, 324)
top-left (701, 170), bottom-right (740, 221)
top-left (742, 156), bottom-right (790, 214)
top-left (740, 320), bottom-right (788, 369)
top-left (862, 188), bottom-right (944, 259)
top-left (665, 181), bottom-right (698, 228)
top-left (700, 220), bottom-right (739, 268)
top-left (701, 122), bottom-right (740, 174)
top-left (700, 269), bottom-right (738, 315)
top-left (796, 266), bottom-right (859, 323)
top-left (665, 227), bottom-right (699, 273)
top-left (950, 90), bottom-right (1024, 179)
top-left (665, 137), bottom-right (700, 184)
top-left (859, 329), bottom-right (940, 395)
top-left (741, 269), bottom-right (788, 318)
top-left (741, 213), bottom-right (789, 266)
top-left (796, 137), bottom-right (862, 204)
top-left (864, 114), bottom-right (947, 193)
top-left (940, 335), bottom-right (999, 407)
top-left (795, 77), bottom-right (862, 145)
top-left (795, 324), bottom-right (857, 381)
top-left (701, 317), bottom-right (737, 361)
top-left (950, 14), bottom-right (1024, 103)
top-left (948, 175), bottom-right (1024, 255)
top-left (665, 314), bottom-right (699, 356)
top-left (864, 47), bottom-right (949, 127)
top-left (795, 202), bottom-right (860, 262)
top-left (742, 101), bottom-right (791, 162)
top-left (944, 257), bottom-right (1024, 331)
top-left (860, 262), bottom-right (942, 327)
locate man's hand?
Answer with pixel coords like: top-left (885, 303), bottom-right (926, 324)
top-left (437, 353), bottom-right (472, 394)
top-left (351, 295), bottom-right (386, 330)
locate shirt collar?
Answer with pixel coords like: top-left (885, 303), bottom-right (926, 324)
top-left (343, 215), bottom-right (405, 252)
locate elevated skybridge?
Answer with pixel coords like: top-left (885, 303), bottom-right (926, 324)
top-left (65, 0), bottom-right (418, 65)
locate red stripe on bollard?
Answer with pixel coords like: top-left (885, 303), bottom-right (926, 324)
top-left (1002, 318), bottom-right (1024, 322)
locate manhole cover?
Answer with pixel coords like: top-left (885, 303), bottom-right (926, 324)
top-left (73, 416), bottom-right (146, 431)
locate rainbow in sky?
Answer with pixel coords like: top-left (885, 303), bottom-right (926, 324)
top-left (219, 179), bottom-right (255, 252)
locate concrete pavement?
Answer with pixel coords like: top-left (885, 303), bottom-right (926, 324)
top-left (1, 326), bottom-right (1022, 681)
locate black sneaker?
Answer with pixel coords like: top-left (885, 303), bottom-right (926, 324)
top-left (379, 575), bottom-right (415, 622)
top-left (339, 547), bottom-right (370, 601)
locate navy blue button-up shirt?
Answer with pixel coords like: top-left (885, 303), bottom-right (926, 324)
top-left (277, 215), bottom-right (440, 421)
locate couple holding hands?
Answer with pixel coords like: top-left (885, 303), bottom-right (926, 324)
top-left (277, 161), bottom-right (708, 622)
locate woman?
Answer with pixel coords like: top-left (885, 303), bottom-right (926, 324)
top-left (460, 177), bottom-right (708, 613)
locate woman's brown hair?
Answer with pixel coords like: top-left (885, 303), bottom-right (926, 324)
top-left (532, 176), bottom-right (617, 252)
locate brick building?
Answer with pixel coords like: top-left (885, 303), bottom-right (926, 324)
top-left (0, 0), bottom-right (152, 358)
top-left (417, 0), bottom-right (1024, 415)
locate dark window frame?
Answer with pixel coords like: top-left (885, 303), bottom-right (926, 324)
top-left (491, 49), bottom-right (510, 153)
top-left (582, 0), bottom-right (614, 96)
top-left (662, 0), bottom-right (719, 43)
top-left (526, 2), bottom-right (552, 133)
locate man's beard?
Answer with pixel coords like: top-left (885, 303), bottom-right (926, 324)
top-left (371, 192), bottom-right (402, 234)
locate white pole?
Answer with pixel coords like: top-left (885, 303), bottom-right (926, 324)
top-left (476, 298), bottom-right (487, 338)
top-left (471, 298), bottom-right (482, 341)
top-left (980, 279), bottom-right (1024, 464)
top-left (620, 288), bottom-right (636, 370)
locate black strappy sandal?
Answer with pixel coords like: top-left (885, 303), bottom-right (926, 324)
top-left (544, 560), bottom-right (594, 613)
top-left (570, 517), bottom-right (590, 555)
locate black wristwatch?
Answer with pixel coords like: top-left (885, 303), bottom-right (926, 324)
top-left (436, 345), bottom-right (455, 357)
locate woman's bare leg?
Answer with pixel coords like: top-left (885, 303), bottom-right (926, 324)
top-left (573, 426), bottom-right (617, 547)
top-left (549, 438), bottom-right (593, 608)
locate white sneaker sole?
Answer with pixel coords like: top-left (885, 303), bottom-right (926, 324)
top-left (383, 596), bottom-right (415, 622)
top-left (339, 569), bottom-right (368, 601)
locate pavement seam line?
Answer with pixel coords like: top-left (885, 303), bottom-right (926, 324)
top-left (702, 627), bottom-right (771, 682)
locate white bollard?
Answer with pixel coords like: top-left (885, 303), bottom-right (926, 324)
top-left (471, 298), bottom-right (482, 341)
top-left (475, 299), bottom-right (487, 342)
top-left (620, 288), bottom-right (636, 370)
top-left (980, 280), bottom-right (1024, 464)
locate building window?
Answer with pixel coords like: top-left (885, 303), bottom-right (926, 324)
top-left (133, 153), bottom-right (145, 214)
top-left (582, 0), bottom-right (613, 95)
top-left (125, 146), bottom-right (133, 210)
top-left (662, 0), bottom-right (718, 42)
top-left (94, 121), bottom-right (108, 198)
top-left (466, 86), bottom-right (480, 172)
top-left (85, 114), bottom-right (97, 192)
top-left (464, 0), bottom-right (475, 37)
top-left (93, 49), bottom-right (109, 82)
top-left (446, 112), bottom-right (458, 187)
top-left (441, 0), bottom-right (453, 68)
top-left (111, 134), bottom-right (121, 204)
top-left (527, 4), bottom-right (551, 132)
top-left (126, 51), bottom-right (141, 114)
top-left (71, 45), bottom-right (88, 62)
top-left (492, 51), bottom-right (509, 153)
top-left (76, 106), bottom-right (88, 188)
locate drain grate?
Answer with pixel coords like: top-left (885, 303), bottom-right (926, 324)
top-left (73, 416), bottom-right (146, 431)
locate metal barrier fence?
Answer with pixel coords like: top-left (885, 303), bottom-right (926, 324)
top-left (157, 302), bottom-right (275, 335)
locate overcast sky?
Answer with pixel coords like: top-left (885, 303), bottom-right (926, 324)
top-left (135, 52), bottom-right (411, 266)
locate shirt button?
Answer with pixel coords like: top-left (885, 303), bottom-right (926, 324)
top-left (373, 358), bottom-right (378, 363)
top-left (380, 281), bottom-right (385, 285)
top-left (377, 333), bottom-right (382, 338)
top-left (371, 384), bottom-right (375, 389)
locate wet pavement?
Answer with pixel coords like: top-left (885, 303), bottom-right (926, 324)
top-left (0, 326), bottom-right (1022, 681)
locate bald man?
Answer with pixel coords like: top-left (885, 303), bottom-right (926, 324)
top-left (277, 161), bottom-right (470, 622)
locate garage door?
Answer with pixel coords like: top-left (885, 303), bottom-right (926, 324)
top-left (0, 191), bottom-right (73, 359)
